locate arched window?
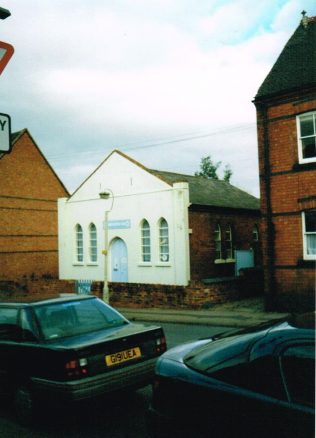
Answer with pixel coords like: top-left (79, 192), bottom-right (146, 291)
top-left (159, 218), bottom-right (169, 262)
top-left (214, 224), bottom-right (222, 260)
top-left (75, 224), bottom-right (83, 262)
top-left (141, 219), bottom-right (151, 262)
top-left (253, 225), bottom-right (259, 242)
top-left (89, 223), bottom-right (98, 263)
top-left (225, 225), bottom-right (233, 259)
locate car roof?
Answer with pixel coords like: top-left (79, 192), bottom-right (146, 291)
top-left (0, 294), bottom-right (95, 307)
top-left (184, 316), bottom-right (315, 373)
top-left (250, 321), bottom-right (315, 361)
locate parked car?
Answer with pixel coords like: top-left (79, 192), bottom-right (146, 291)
top-left (0, 294), bottom-right (166, 423)
top-left (147, 314), bottom-right (315, 438)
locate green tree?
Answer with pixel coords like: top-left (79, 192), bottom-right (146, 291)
top-left (195, 155), bottom-right (233, 182)
top-left (223, 164), bottom-right (233, 182)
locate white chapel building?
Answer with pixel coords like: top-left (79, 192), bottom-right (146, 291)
top-left (58, 150), bottom-right (191, 286)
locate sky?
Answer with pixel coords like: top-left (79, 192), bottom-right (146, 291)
top-left (0, 0), bottom-right (315, 197)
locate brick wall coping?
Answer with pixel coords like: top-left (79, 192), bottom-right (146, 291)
top-left (201, 276), bottom-right (239, 284)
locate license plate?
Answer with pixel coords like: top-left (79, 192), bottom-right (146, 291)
top-left (105, 347), bottom-right (141, 367)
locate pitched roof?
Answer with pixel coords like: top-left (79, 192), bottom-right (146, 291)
top-left (149, 169), bottom-right (260, 211)
top-left (255, 15), bottom-right (316, 101)
top-left (1, 128), bottom-right (69, 196)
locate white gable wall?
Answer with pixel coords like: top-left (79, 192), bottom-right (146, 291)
top-left (58, 151), bottom-right (191, 286)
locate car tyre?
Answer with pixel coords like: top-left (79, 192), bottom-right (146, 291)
top-left (14, 385), bottom-right (36, 425)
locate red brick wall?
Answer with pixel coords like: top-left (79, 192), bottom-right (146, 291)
top-left (189, 208), bottom-right (261, 280)
top-left (101, 268), bottom-right (262, 309)
top-left (256, 90), bottom-right (316, 310)
top-left (0, 130), bottom-right (69, 280)
top-left (0, 278), bottom-right (76, 298)
top-left (103, 278), bottom-right (251, 309)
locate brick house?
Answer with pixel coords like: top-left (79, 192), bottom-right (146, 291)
top-left (150, 170), bottom-right (262, 281)
top-left (0, 129), bottom-right (69, 282)
top-left (253, 14), bottom-right (316, 311)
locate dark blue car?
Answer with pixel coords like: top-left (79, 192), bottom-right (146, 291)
top-left (147, 314), bottom-right (315, 438)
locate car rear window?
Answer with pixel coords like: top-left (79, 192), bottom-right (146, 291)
top-left (184, 332), bottom-right (261, 375)
top-left (34, 298), bottom-right (127, 340)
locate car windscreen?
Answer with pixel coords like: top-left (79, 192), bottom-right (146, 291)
top-left (34, 298), bottom-right (127, 340)
top-left (184, 332), bottom-right (262, 375)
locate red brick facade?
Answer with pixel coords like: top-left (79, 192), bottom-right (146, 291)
top-left (189, 207), bottom-right (261, 280)
top-left (255, 91), bottom-right (316, 311)
top-left (0, 130), bottom-right (69, 281)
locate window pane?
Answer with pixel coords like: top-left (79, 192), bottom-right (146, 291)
top-left (305, 210), bottom-right (316, 232)
top-left (214, 224), bottom-right (221, 259)
top-left (225, 226), bottom-right (232, 259)
top-left (35, 298), bottom-right (126, 340)
top-left (253, 226), bottom-right (259, 241)
top-left (306, 235), bottom-right (316, 255)
top-left (302, 137), bottom-right (316, 159)
top-left (141, 220), bottom-right (151, 262)
top-left (76, 225), bottom-right (83, 262)
top-left (282, 345), bottom-right (315, 406)
top-left (300, 115), bottom-right (314, 137)
top-left (159, 219), bottom-right (169, 262)
top-left (0, 308), bottom-right (18, 324)
top-left (89, 224), bottom-right (97, 262)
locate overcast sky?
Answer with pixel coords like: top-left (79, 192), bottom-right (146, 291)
top-left (1, 1), bottom-right (315, 197)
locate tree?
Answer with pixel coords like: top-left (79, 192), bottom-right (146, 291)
top-left (195, 155), bottom-right (233, 182)
top-left (223, 164), bottom-right (233, 182)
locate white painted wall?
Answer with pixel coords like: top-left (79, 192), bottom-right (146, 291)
top-left (58, 151), bottom-right (191, 285)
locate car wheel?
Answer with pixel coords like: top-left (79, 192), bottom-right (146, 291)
top-left (14, 385), bottom-right (36, 425)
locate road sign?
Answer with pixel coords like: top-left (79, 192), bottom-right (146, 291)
top-left (0, 41), bottom-right (14, 75)
top-left (0, 113), bottom-right (11, 152)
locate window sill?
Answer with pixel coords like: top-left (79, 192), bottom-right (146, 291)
top-left (87, 262), bottom-right (99, 266)
top-left (138, 262), bottom-right (152, 267)
top-left (297, 259), bottom-right (316, 268)
top-left (72, 262), bottom-right (84, 266)
top-left (155, 263), bottom-right (171, 267)
top-left (293, 161), bottom-right (316, 171)
top-left (214, 259), bottom-right (235, 264)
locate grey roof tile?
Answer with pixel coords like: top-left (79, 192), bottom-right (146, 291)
top-left (255, 16), bottom-right (316, 100)
top-left (149, 169), bottom-right (260, 210)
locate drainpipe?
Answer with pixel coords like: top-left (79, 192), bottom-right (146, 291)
top-left (261, 103), bottom-right (277, 310)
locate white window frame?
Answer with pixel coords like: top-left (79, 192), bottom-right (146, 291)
top-left (302, 210), bottom-right (316, 260)
top-left (140, 219), bottom-right (151, 263)
top-left (158, 218), bottom-right (169, 263)
top-left (88, 223), bottom-right (98, 264)
top-left (297, 111), bottom-right (316, 164)
top-left (225, 225), bottom-right (233, 260)
top-left (214, 223), bottom-right (222, 261)
top-left (75, 224), bottom-right (84, 264)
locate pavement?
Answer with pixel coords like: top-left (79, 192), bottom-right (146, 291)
top-left (117, 297), bottom-right (290, 328)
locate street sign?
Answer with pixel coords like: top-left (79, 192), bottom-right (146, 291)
top-left (0, 113), bottom-right (11, 152)
top-left (0, 41), bottom-right (14, 75)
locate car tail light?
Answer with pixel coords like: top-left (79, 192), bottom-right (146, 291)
top-left (65, 357), bottom-right (88, 378)
top-left (152, 377), bottom-right (160, 391)
top-left (155, 335), bottom-right (167, 353)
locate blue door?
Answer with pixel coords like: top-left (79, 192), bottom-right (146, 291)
top-left (110, 238), bottom-right (128, 282)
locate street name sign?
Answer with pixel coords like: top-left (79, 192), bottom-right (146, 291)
top-left (0, 113), bottom-right (11, 152)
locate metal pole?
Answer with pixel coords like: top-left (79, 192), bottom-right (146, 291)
top-left (103, 209), bottom-right (109, 303)
top-left (99, 190), bottom-right (113, 304)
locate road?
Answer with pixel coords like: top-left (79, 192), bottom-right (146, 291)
top-left (0, 322), bottom-right (231, 438)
